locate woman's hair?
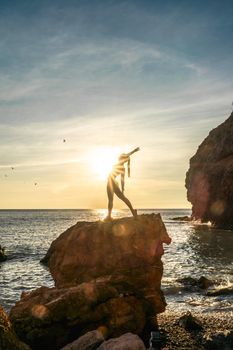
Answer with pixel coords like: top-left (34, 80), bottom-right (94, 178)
top-left (127, 158), bottom-right (130, 177)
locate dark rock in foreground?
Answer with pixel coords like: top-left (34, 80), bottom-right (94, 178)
top-left (206, 286), bottom-right (233, 296)
top-left (10, 214), bottom-right (171, 350)
top-left (97, 332), bottom-right (146, 349)
top-left (177, 276), bottom-right (215, 291)
top-left (177, 311), bottom-right (203, 331)
top-left (0, 304), bottom-right (30, 350)
top-left (185, 112), bottom-right (233, 229)
top-left (60, 329), bottom-right (104, 350)
top-left (10, 283), bottom-right (146, 350)
top-left (202, 330), bottom-right (233, 350)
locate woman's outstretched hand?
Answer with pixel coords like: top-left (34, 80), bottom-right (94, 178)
top-left (126, 147), bottom-right (140, 157)
top-left (131, 147), bottom-right (140, 154)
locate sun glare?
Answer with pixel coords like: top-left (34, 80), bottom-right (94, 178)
top-left (89, 148), bottom-right (119, 180)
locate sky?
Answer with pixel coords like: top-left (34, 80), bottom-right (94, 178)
top-left (0, 0), bottom-right (233, 209)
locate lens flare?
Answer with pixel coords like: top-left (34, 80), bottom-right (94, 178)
top-left (89, 148), bottom-right (120, 180)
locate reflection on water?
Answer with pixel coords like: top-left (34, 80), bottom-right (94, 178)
top-left (188, 225), bottom-right (233, 264)
top-left (0, 209), bottom-right (232, 314)
top-left (161, 214), bottom-right (233, 313)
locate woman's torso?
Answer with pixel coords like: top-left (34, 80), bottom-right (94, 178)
top-left (108, 163), bottom-right (125, 182)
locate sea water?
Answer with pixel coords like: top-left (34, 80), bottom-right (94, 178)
top-left (0, 209), bottom-right (232, 314)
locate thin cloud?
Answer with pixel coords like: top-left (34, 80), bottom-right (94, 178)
top-left (0, 1), bottom-right (232, 208)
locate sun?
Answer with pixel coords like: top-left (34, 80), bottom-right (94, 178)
top-left (89, 148), bottom-right (119, 180)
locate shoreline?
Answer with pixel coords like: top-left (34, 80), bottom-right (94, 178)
top-left (156, 309), bottom-right (233, 349)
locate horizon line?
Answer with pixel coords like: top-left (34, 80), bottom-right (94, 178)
top-left (0, 207), bottom-right (191, 210)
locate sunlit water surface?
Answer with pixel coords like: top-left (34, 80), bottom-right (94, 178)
top-left (0, 209), bottom-right (232, 314)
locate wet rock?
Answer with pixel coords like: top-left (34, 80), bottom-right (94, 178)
top-left (177, 276), bottom-right (199, 292)
top-left (198, 276), bottom-right (214, 289)
top-left (206, 286), bottom-right (233, 296)
top-left (202, 330), bottom-right (233, 350)
top-left (0, 245), bottom-right (7, 262)
top-left (96, 333), bottom-right (146, 350)
top-left (185, 112), bottom-right (233, 229)
top-left (60, 330), bottom-right (104, 350)
top-left (177, 311), bottom-right (203, 331)
top-left (177, 276), bottom-right (214, 291)
top-left (10, 214), bottom-right (171, 350)
top-left (171, 216), bottom-right (192, 221)
top-left (0, 304), bottom-right (31, 350)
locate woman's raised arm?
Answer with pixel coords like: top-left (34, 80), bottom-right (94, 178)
top-left (126, 147), bottom-right (140, 157)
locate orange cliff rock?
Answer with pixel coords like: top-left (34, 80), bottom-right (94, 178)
top-left (10, 214), bottom-right (171, 350)
top-left (186, 112), bottom-right (233, 229)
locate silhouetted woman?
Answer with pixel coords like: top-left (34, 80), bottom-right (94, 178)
top-left (106, 147), bottom-right (140, 219)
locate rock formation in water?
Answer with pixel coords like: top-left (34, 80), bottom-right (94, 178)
top-left (0, 245), bottom-right (7, 262)
top-left (185, 112), bottom-right (233, 229)
top-left (41, 214), bottom-right (171, 288)
top-left (10, 214), bottom-right (171, 350)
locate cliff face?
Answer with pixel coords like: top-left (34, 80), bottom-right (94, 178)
top-left (10, 214), bottom-right (171, 350)
top-left (186, 113), bottom-right (233, 229)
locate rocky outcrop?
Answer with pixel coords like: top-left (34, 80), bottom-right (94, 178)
top-left (41, 214), bottom-right (171, 288)
top-left (186, 113), bottom-right (233, 229)
top-left (10, 282), bottom-right (146, 350)
top-left (10, 214), bottom-right (171, 350)
top-left (0, 304), bottom-right (30, 350)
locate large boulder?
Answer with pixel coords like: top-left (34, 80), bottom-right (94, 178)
top-left (41, 213), bottom-right (171, 288)
top-left (10, 214), bottom-right (171, 350)
top-left (0, 304), bottom-right (30, 350)
top-left (186, 113), bottom-right (233, 229)
top-left (10, 282), bottom-right (146, 350)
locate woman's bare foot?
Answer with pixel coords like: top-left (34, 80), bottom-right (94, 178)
top-left (104, 215), bottom-right (113, 222)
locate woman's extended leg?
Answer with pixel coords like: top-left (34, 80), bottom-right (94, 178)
top-left (114, 185), bottom-right (137, 218)
top-left (107, 182), bottom-right (114, 218)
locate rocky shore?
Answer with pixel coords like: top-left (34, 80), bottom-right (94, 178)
top-left (2, 303), bottom-right (232, 349)
top-left (157, 310), bottom-right (233, 350)
top-left (2, 213), bottom-right (232, 349)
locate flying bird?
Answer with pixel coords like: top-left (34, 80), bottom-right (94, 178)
top-left (63, 139), bottom-right (66, 143)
